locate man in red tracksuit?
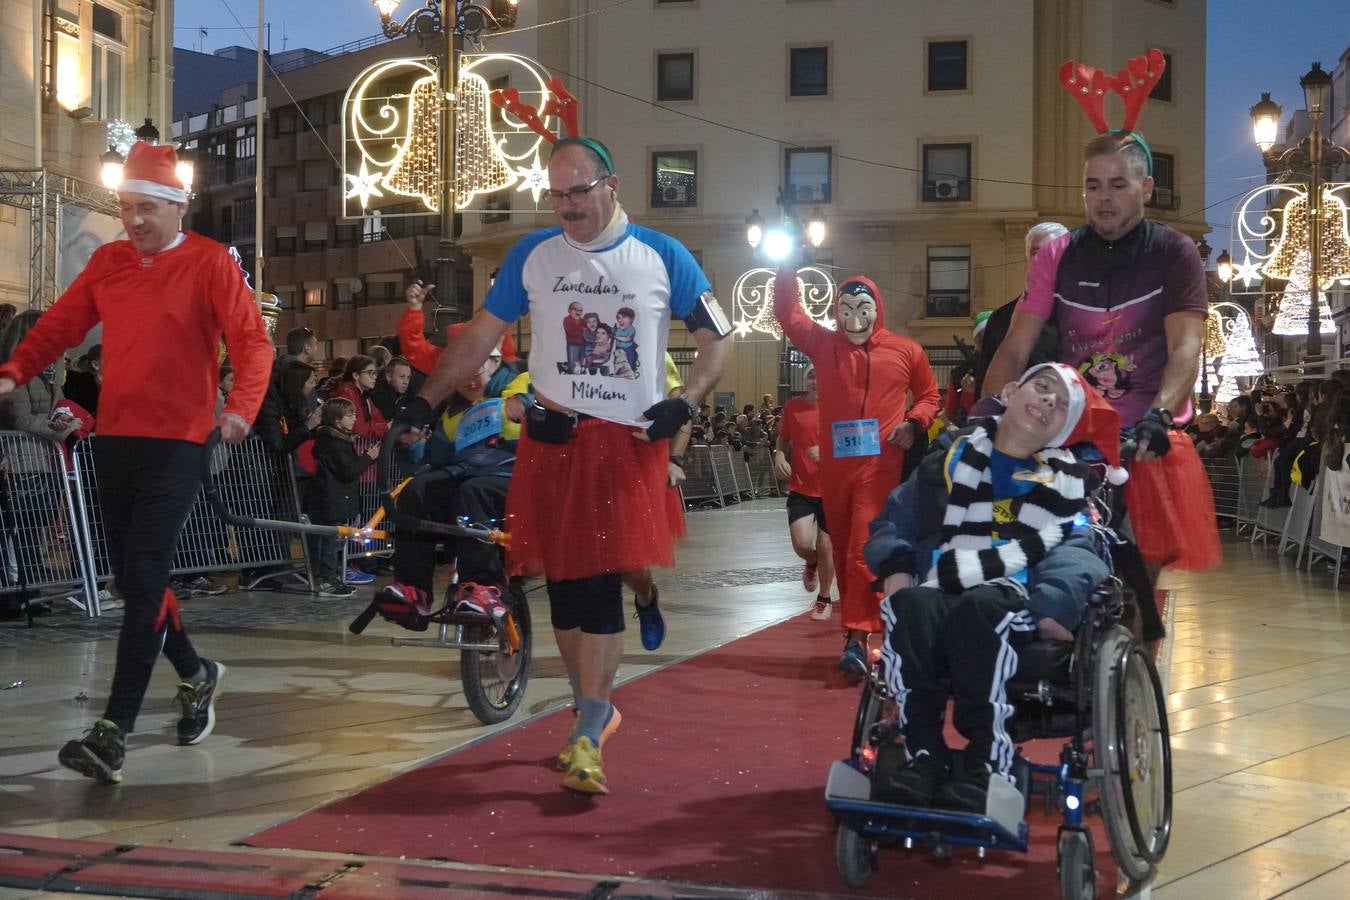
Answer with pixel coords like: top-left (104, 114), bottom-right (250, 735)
top-left (773, 269), bottom-right (940, 677)
top-left (0, 142), bottom-right (272, 784)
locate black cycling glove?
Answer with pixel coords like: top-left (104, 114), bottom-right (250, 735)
top-left (1133, 415), bottom-right (1172, 457)
top-left (396, 395), bottom-right (436, 431)
top-left (642, 397), bottom-right (693, 441)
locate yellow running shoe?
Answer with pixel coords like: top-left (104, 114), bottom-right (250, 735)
top-left (556, 706), bottom-right (622, 770)
top-left (561, 736), bottom-right (608, 794)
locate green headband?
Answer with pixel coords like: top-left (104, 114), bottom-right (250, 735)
top-left (1111, 129), bottom-right (1154, 177)
top-left (552, 136), bottom-right (615, 176)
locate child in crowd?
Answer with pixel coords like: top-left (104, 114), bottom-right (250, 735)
top-left (305, 397), bottom-right (378, 598)
top-left (863, 363), bottom-right (1122, 812)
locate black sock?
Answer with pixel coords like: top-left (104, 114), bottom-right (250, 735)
top-left (817, 595), bottom-right (831, 604)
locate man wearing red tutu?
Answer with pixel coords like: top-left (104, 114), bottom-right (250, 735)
top-left (984, 129), bottom-right (1220, 599)
top-left (398, 136), bottom-right (730, 795)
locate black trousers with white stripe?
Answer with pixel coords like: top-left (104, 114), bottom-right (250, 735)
top-left (881, 583), bottom-right (1036, 776)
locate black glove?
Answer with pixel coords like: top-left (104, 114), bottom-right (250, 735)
top-left (1133, 415), bottom-right (1172, 457)
top-left (642, 397), bottom-right (693, 441)
top-left (396, 395), bottom-right (436, 431)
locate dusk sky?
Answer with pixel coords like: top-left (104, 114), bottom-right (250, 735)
top-left (176, 0), bottom-right (1349, 258)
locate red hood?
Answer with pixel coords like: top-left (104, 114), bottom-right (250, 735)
top-left (835, 275), bottom-right (885, 337)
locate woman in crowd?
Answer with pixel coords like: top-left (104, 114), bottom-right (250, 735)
top-left (333, 355), bottom-right (389, 441)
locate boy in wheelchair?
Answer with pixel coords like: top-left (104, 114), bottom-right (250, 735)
top-left (373, 339), bottom-right (530, 626)
top-left (862, 363), bottom-right (1125, 813)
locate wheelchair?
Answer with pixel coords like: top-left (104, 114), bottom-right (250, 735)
top-left (826, 561), bottom-right (1172, 898)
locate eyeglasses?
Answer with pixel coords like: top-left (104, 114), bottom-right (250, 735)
top-left (359, 368), bottom-right (377, 376)
top-left (544, 174), bottom-right (609, 204)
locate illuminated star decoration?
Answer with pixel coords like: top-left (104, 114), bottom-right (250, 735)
top-left (1233, 257), bottom-right (1263, 288)
top-left (733, 319), bottom-right (754, 337)
top-left (514, 153), bottom-right (550, 203)
top-left (344, 159), bottom-right (384, 209)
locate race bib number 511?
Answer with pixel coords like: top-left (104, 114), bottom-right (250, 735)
top-left (831, 418), bottom-right (881, 458)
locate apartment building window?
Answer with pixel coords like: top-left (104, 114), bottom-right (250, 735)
top-left (927, 40), bottom-right (969, 92)
top-left (303, 160), bottom-right (334, 191)
top-left (304, 222), bottom-right (328, 252)
top-left (304, 284), bottom-right (326, 308)
top-left (365, 280), bottom-right (399, 303)
top-left (274, 286), bottom-right (297, 310)
top-left (232, 197), bottom-right (256, 240)
top-left (926, 245), bottom-right (971, 318)
top-left (362, 211), bottom-right (384, 243)
top-left (275, 226), bottom-right (297, 256)
top-left (1150, 52), bottom-right (1174, 102)
top-left (651, 150), bottom-right (698, 208)
top-left (304, 99), bottom-right (327, 128)
top-left (922, 143), bottom-right (972, 202)
top-left (335, 222), bottom-right (360, 246)
top-left (1146, 152), bottom-right (1177, 210)
top-left (91, 3), bottom-right (125, 120)
top-left (785, 147), bottom-right (832, 203)
top-left (274, 109), bottom-right (297, 136)
top-left (483, 188), bottom-right (511, 223)
top-left (235, 125), bottom-right (257, 180)
top-left (656, 53), bottom-right (695, 102)
top-left (789, 46), bottom-right (829, 97)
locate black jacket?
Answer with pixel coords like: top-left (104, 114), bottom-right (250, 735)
top-left (253, 363), bottom-right (313, 456)
top-left (975, 294), bottom-right (1061, 396)
top-left (305, 427), bottom-right (374, 525)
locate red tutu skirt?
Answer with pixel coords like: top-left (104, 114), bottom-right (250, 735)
top-left (1124, 432), bottom-right (1222, 571)
top-left (506, 419), bottom-right (686, 581)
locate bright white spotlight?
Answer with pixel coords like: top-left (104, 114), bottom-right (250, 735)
top-left (762, 227), bottom-right (796, 263)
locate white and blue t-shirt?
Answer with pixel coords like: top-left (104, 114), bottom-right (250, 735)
top-left (484, 221), bottom-right (709, 426)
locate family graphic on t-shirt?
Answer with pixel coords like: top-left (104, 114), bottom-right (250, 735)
top-left (560, 301), bottom-right (640, 378)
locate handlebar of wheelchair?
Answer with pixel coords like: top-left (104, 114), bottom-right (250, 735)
top-left (201, 428), bottom-right (390, 540)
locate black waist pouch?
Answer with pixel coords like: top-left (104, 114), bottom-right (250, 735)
top-left (525, 405), bottom-right (578, 444)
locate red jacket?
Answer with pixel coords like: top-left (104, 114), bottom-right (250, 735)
top-left (397, 308), bottom-right (519, 375)
top-left (0, 232), bottom-right (271, 443)
top-left (772, 272), bottom-right (939, 470)
top-left (333, 381), bottom-right (389, 440)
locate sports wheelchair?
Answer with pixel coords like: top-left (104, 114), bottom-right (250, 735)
top-left (826, 483), bottom-right (1172, 898)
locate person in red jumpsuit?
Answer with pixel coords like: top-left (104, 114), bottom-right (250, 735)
top-left (773, 268), bottom-right (940, 678)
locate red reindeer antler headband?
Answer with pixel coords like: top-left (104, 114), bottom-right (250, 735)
top-left (1059, 48), bottom-right (1166, 134)
top-left (490, 77), bottom-right (581, 145)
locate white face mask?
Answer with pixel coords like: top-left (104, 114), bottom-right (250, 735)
top-left (838, 291), bottom-right (877, 345)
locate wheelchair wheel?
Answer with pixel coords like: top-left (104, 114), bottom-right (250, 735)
top-left (835, 823), bottom-right (874, 888)
top-left (461, 580), bottom-right (532, 725)
top-left (1057, 829), bottom-right (1096, 900)
top-left (1091, 626), bottom-right (1172, 883)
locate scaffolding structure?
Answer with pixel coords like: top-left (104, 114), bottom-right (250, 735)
top-left (0, 168), bottom-right (117, 309)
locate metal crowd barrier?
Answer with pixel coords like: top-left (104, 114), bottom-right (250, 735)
top-left (679, 444), bottom-right (725, 509)
top-left (1201, 456), bottom-right (1240, 522)
top-left (744, 446), bottom-right (784, 499)
top-left (344, 440), bottom-right (402, 565)
top-left (0, 430), bottom-right (98, 615)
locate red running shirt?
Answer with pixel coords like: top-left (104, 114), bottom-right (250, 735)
top-left (0, 232), bottom-right (273, 443)
top-left (779, 395), bottom-right (822, 498)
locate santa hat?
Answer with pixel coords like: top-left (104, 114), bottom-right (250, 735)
top-left (1020, 362), bottom-right (1128, 485)
top-left (118, 141), bottom-right (188, 204)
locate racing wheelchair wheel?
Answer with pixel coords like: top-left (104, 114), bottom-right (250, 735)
top-left (1091, 625), bottom-right (1172, 884)
top-left (835, 823), bottom-right (875, 888)
top-left (1057, 828), bottom-right (1097, 900)
top-left (461, 579), bottom-right (533, 725)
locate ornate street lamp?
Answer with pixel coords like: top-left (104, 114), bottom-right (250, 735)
top-left (1216, 249), bottom-right (1233, 285)
top-left (1250, 63), bottom-right (1350, 368)
top-left (745, 209), bottom-right (764, 250)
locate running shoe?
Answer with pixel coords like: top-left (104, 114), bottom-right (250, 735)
top-left (175, 659), bottom-right (226, 745)
top-left (455, 582), bottom-right (508, 620)
top-left (561, 736), bottom-right (608, 794)
top-left (182, 575), bottom-right (228, 596)
top-left (316, 580), bottom-right (356, 599)
top-left (810, 597), bottom-right (832, 621)
top-left (634, 586), bottom-right (665, 651)
top-left (556, 705), bottom-right (622, 771)
top-left (802, 562), bottom-right (818, 592)
top-left (345, 567), bottom-right (376, 586)
top-left (58, 719), bottom-right (125, 784)
top-left (838, 640), bottom-right (869, 680)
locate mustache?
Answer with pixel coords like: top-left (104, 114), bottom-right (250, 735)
top-left (561, 210), bottom-right (587, 221)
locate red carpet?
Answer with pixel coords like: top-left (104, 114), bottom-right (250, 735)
top-left (247, 614), bottom-right (1117, 897)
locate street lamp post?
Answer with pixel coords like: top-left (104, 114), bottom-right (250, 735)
top-left (745, 192), bottom-right (826, 395)
top-left (372, 0), bottom-right (519, 318)
top-left (1251, 63), bottom-right (1350, 370)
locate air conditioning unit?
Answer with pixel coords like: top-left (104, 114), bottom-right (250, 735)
top-left (1152, 187), bottom-right (1176, 209)
top-left (664, 184), bottom-right (688, 204)
top-left (933, 177), bottom-right (961, 199)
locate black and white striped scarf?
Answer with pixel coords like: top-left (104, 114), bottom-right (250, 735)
top-left (925, 419), bottom-right (1098, 594)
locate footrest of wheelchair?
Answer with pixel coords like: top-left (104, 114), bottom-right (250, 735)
top-left (825, 760), bottom-right (1028, 853)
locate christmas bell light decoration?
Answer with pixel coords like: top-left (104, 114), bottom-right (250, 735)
top-left (382, 75), bottom-right (442, 210)
top-left (455, 71), bottom-right (515, 206)
top-left (1216, 308), bottom-right (1264, 377)
top-left (1272, 250), bottom-right (1336, 336)
top-left (1262, 188), bottom-right (1350, 282)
